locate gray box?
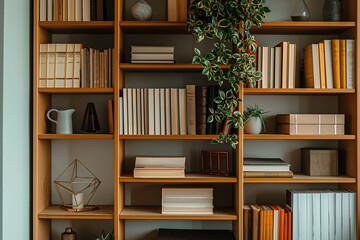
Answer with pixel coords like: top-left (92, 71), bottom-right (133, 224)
top-left (301, 149), bottom-right (338, 176)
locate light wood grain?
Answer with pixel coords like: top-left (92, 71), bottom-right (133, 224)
top-left (119, 173), bottom-right (237, 183)
top-left (39, 21), bottom-right (114, 33)
top-left (244, 88), bottom-right (355, 95)
top-left (38, 205), bottom-right (114, 219)
top-left (244, 134), bottom-right (355, 140)
top-left (244, 174), bottom-right (356, 183)
top-left (119, 134), bottom-right (219, 140)
top-left (39, 134), bottom-right (113, 139)
top-left (39, 88), bottom-right (113, 94)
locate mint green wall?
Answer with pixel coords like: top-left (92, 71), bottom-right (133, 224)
top-left (0, 0), bottom-right (30, 239)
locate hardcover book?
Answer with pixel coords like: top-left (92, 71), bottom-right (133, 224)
top-left (243, 158), bottom-right (291, 172)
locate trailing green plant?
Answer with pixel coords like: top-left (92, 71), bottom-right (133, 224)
top-left (243, 104), bottom-right (268, 131)
top-left (94, 230), bottom-right (114, 240)
top-left (187, 0), bottom-right (270, 148)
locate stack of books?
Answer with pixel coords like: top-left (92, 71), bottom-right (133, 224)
top-left (287, 189), bottom-right (356, 240)
top-left (161, 187), bottom-right (213, 214)
top-left (131, 46), bottom-right (175, 63)
top-left (243, 204), bottom-right (292, 240)
top-left (133, 156), bottom-right (185, 178)
top-left (304, 39), bottom-right (355, 89)
top-left (276, 114), bottom-right (345, 135)
top-left (243, 158), bottom-right (293, 178)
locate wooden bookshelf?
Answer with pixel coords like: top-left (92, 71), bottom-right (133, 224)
top-left (244, 174), bottom-right (356, 184)
top-left (38, 205), bottom-right (114, 220)
top-left (38, 88), bottom-right (114, 94)
top-left (119, 173), bottom-right (238, 183)
top-left (38, 134), bottom-right (114, 140)
top-left (119, 134), bottom-right (218, 140)
top-left (244, 134), bottom-right (356, 140)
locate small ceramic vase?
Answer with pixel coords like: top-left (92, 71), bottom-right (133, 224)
top-left (323, 0), bottom-right (342, 21)
top-left (291, 0), bottom-right (310, 21)
top-left (244, 117), bottom-right (262, 134)
top-left (131, 0), bottom-right (152, 21)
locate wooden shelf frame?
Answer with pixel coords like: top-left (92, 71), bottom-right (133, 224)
top-left (38, 205), bottom-right (114, 220)
top-left (243, 174), bottom-right (356, 183)
top-left (38, 88), bottom-right (114, 94)
top-left (38, 134), bottom-right (114, 139)
top-left (119, 173), bottom-right (237, 183)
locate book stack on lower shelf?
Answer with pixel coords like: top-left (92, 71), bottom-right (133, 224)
top-left (243, 204), bottom-right (292, 240)
top-left (276, 114), bottom-right (345, 135)
top-left (133, 156), bottom-right (185, 178)
top-left (286, 189), bottom-right (356, 240)
top-left (243, 158), bottom-right (293, 178)
top-left (131, 46), bottom-right (174, 63)
top-left (161, 187), bottom-right (213, 215)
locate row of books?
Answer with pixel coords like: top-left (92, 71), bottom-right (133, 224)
top-left (286, 189), bottom-right (356, 240)
top-left (255, 42), bottom-right (296, 89)
top-left (243, 158), bottom-right (293, 178)
top-left (161, 187), bottom-right (214, 215)
top-left (131, 46), bottom-right (175, 64)
top-left (119, 85), bottom-right (221, 135)
top-left (243, 204), bottom-right (292, 240)
top-left (39, 0), bottom-right (114, 21)
top-left (276, 114), bottom-right (345, 135)
top-left (39, 43), bottom-right (113, 88)
top-left (304, 39), bottom-right (355, 89)
top-left (133, 156), bottom-right (185, 178)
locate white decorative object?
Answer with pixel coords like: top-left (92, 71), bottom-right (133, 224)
top-left (131, 0), bottom-right (152, 21)
top-left (72, 193), bottom-right (84, 209)
top-left (46, 109), bottom-right (75, 134)
top-left (244, 116), bottom-right (262, 134)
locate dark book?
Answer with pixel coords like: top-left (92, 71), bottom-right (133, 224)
top-left (90, 0), bottom-right (97, 20)
top-left (206, 85), bottom-right (219, 134)
top-left (196, 86), bottom-right (207, 134)
top-left (104, 0), bottom-right (114, 20)
top-left (97, 0), bottom-right (104, 21)
top-left (157, 229), bottom-right (235, 240)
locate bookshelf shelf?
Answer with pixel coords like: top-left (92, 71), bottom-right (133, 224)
top-left (119, 135), bottom-right (218, 140)
top-left (244, 174), bottom-right (356, 183)
top-left (38, 21), bottom-right (114, 34)
top-left (39, 134), bottom-right (114, 140)
top-left (38, 88), bottom-right (114, 94)
top-left (244, 134), bottom-right (356, 140)
top-left (244, 88), bottom-right (356, 95)
top-left (119, 207), bottom-right (237, 220)
top-left (119, 173), bottom-right (238, 183)
top-left (38, 205), bottom-right (114, 220)
top-left (120, 21), bottom-right (187, 34)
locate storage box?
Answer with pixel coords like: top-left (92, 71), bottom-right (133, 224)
top-left (301, 149), bottom-right (338, 176)
top-left (276, 114), bottom-right (345, 125)
top-left (276, 124), bottom-right (345, 135)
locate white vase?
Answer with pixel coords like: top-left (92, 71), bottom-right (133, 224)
top-left (131, 0), bottom-right (153, 21)
top-left (244, 117), bottom-right (262, 134)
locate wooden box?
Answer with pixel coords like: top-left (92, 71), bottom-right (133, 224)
top-left (301, 149), bottom-right (338, 176)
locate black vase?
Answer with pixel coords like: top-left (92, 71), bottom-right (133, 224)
top-left (81, 102), bottom-right (100, 133)
top-left (323, 0), bottom-right (342, 21)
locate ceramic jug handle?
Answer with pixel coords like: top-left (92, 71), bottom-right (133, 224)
top-left (46, 109), bottom-right (58, 124)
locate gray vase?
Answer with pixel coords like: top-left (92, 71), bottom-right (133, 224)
top-left (323, 0), bottom-right (342, 21)
top-left (131, 0), bottom-right (153, 21)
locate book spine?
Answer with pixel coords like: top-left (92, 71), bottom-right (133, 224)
top-left (331, 39), bottom-right (341, 88)
top-left (206, 85), bottom-right (219, 134)
top-left (196, 86), bottom-right (207, 134)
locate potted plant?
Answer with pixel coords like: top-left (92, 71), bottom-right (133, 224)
top-left (94, 230), bottom-right (114, 240)
top-left (243, 104), bottom-right (268, 134)
top-left (187, 0), bottom-right (270, 148)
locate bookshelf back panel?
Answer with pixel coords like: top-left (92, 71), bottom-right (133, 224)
top-left (52, 34), bottom-right (114, 49)
top-left (122, 0), bottom-right (167, 21)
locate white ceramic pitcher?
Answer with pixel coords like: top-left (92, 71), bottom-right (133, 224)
top-left (46, 109), bottom-right (75, 134)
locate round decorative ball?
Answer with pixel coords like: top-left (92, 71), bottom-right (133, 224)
top-left (131, 0), bottom-right (153, 21)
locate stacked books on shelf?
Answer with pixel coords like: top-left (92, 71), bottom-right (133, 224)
top-left (161, 187), bottom-right (213, 214)
top-left (243, 204), bottom-right (292, 240)
top-left (131, 46), bottom-right (175, 63)
top-left (133, 156), bottom-right (185, 178)
top-left (39, 0), bottom-right (114, 21)
top-left (243, 158), bottom-right (293, 178)
top-left (287, 189), bottom-right (356, 240)
top-left (276, 114), bottom-right (345, 135)
top-left (304, 39), bottom-right (355, 89)
top-left (254, 41), bottom-right (296, 89)
top-left (119, 85), bottom-right (222, 135)
top-left (39, 43), bottom-right (113, 88)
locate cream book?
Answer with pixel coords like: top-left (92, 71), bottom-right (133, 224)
top-left (186, 85), bottom-right (196, 135)
top-left (154, 88), bottom-right (161, 135)
top-left (171, 88), bottom-right (179, 134)
top-left (133, 168), bottom-right (185, 178)
top-left (323, 40), bottom-right (334, 89)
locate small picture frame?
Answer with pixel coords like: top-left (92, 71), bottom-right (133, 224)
top-left (201, 151), bottom-right (229, 176)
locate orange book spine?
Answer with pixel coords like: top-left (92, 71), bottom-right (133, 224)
top-left (331, 39), bottom-right (341, 88)
top-left (318, 42), bottom-right (326, 88)
top-left (340, 39), bottom-right (346, 88)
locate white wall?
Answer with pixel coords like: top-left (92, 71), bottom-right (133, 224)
top-left (0, 0), bottom-right (30, 239)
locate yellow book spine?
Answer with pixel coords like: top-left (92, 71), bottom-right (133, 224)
top-left (318, 42), bottom-right (326, 88)
top-left (331, 39), bottom-right (341, 88)
top-left (340, 39), bottom-right (346, 88)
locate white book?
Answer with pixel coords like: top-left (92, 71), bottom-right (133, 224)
top-left (312, 44), bottom-right (321, 88)
top-left (40, 0), bottom-right (47, 21)
top-left (144, 88), bottom-right (149, 135)
top-left (288, 43), bottom-right (296, 88)
top-left (39, 44), bottom-right (48, 81)
top-left (148, 88), bottom-right (155, 135)
top-left (131, 53), bottom-right (174, 60)
top-left (162, 196), bottom-right (213, 207)
top-left (67, 0), bottom-right (75, 21)
top-left (140, 88), bottom-right (145, 135)
top-left (137, 88), bottom-right (141, 135)
top-left (334, 191), bottom-right (342, 240)
top-left (75, 0), bottom-right (82, 21)
top-left (274, 46), bottom-right (282, 88)
top-left (47, 0), bottom-right (53, 21)
top-left (154, 88), bottom-right (161, 135)
top-left (171, 88), bottom-right (179, 134)
top-left (132, 88), bottom-right (137, 135)
top-left (131, 45), bottom-right (175, 53)
top-left (123, 89), bottom-right (128, 135)
top-left (346, 39), bottom-right (355, 89)
top-left (47, 44), bottom-right (56, 87)
top-left (74, 44), bottom-right (81, 79)
top-left (288, 191), bottom-right (299, 240)
top-left (165, 88), bottom-right (171, 135)
top-left (269, 47), bottom-right (275, 88)
top-left (328, 191), bottom-right (336, 240)
top-left (160, 88), bottom-right (166, 135)
top-left (349, 191), bottom-right (356, 240)
top-left (261, 46), bottom-right (269, 88)
top-left (127, 88), bottom-right (133, 135)
top-left (178, 88), bottom-right (187, 135)
top-left (323, 40), bottom-right (334, 89)
top-left (306, 192), bottom-right (313, 240)
top-left (298, 193), bottom-right (307, 240)
top-left (341, 191), bottom-right (350, 240)
top-left (65, 44), bottom-right (74, 79)
top-left (162, 188), bottom-right (213, 198)
top-left (272, 206), bottom-right (279, 240)
top-left (257, 46), bottom-right (262, 88)
top-left (82, 0), bottom-right (91, 21)
top-left (135, 156), bottom-right (185, 168)
top-left (320, 192), bottom-right (329, 240)
top-left (119, 97), bottom-right (123, 135)
top-left (313, 191), bottom-right (321, 240)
